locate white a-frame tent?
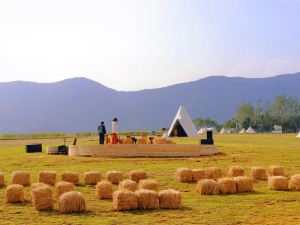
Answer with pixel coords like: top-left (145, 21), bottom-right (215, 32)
top-left (297, 132), bottom-right (300, 138)
top-left (168, 106), bottom-right (198, 137)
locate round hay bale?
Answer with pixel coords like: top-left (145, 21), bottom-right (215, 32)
top-left (58, 191), bottom-right (86, 213)
top-left (11, 170), bottom-right (30, 186)
top-left (119, 179), bottom-right (138, 192)
top-left (217, 178), bottom-right (237, 194)
top-left (205, 167), bottom-right (222, 180)
top-left (290, 174), bottom-right (300, 191)
top-left (234, 176), bottom-right (253, 193)
top-left (159, 189), bottom-right (182, 209)
top-left (268, 176), bottom-right (289, 191)
top-left (196, 179), bottom-right (219, 195)
top-left (30, 182), bottom-right (49, 201)
top-left (106, 171), bottom-right (123, 184)
top-left (176, 168), bottom-right (193, 183)
top-left (32, 186), bottom-right (53, 211)
top-left (55, 181), bottom-right (75, 198)
top-left (39, 171), bottom-right (56, 185)
top-left (0, 172), bottom-right (4, 187)
top-left (251, 167), bottom-right (267, 180)
top-left (46, 146), bottom-right (58, 154)
top-left (84, 171), bottom-right (101, 185)
top-left (191, 169), bottom-right (205, 182)
top-left (268, 166), bottom-right (284, 176)
top-left (61, 172), bottom-right (79, 185)
top-left (130, 170), bottom-right (148, 183)
top-left (135, 189), bottom-right (159, 210)
top-left (6, 184), bottom-right (24, 203)
top-left (96, 181), bottom-right (113, 199)
top-left (228, 166), bottom-right (244, 177)
top-left (112, 190), bottom-right (138, 211)
top-left (138, 179), bottom-right (159, 191)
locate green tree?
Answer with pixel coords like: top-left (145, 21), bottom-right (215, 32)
top-left (235, 103), bottom-right (254, 128)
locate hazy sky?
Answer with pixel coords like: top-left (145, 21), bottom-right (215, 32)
top-left (0, 0), bottom-right (300, 91)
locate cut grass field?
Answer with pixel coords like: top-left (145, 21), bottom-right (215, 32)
top-left (0, 134), bottom-right (300, 225)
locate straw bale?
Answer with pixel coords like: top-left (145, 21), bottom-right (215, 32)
top-left (11, 170), bottom-right (30, 186)
top-left (269, 166), bottom-right (284, 176)
top-left (119, 179), bottom-right (138, 192)
top-left (217, 178), bottom-right (237, 194)
top-left (155, 139), bottom-right (175, 144)
top-left (96, 181), bottom-right (112, 199)
top-left (55, 181), bottom-right (75, 198)
top-left (192, 169), bottom-right (205, 182)
top-left (61, 172), bottom-right (79, 185)
top-left (39, 171), bottom-right (56, 185)
top-left (234, 176), bottom-right (253, 193)
top-left (6, 184), bottom-right (24, 203)
top-left (123, 138), bottom-right (133, 144)
top-left (251, 167), bottom-right (267, 180)
top-left (30, 182), bottom-right (48, 201)
top-left (0, 172), bottom-right (4, 187)
top-left (136, 139), bottom-right (147, 144)
top-left (106, 171), bottom-right (123, 184)
top-left (196, 179), bottom-right (219, 195)
top-left (136, 189), bottom-right (159, 210)
top-left (32, 186), bottom-right (53, 211)
top-left (138, 179), bottom-right (159, 191)
top-left (205, 167), bottom-right (222, 180)
top-left (176, 168), bottom-right (193, 183)
top-left (84, 171), bottom-right (101, 185)
top-left (130, 170), bottom-right (148, 183)
top-left (59, 191), bottom-right (86, 213)
top-left (290, 174), bottom-right (300, 191)
top-left (112, 190), bottom-right (138, 211)
top-left (159, 189), bottom-right (182, 209)
top-left (268, 176), bottom-right (289, 191)
top-left (228, 166), bottom-right (244, 177)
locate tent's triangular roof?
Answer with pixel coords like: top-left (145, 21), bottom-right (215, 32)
top-left (247, 127), bottom-right (256, 133)
top-left (220, 128), bottom-right (226, 134)
top-left (168, 105), bottom-right (198, 137)
top-left (239, 128), bottom-right (247, 134)
top-left (297, 132), bottom-right (300, 138)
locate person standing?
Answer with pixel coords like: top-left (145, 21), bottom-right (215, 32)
top-left (98, 121), bottom-right (106, 144)
top-left (111, 117), bottom-right (118, 144)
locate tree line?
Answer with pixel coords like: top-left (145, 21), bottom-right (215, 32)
top-left (193, 96), bottom-right (300, 133)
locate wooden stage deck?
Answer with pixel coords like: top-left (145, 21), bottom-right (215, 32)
top-left (68, 144), bottom-right (218, 157)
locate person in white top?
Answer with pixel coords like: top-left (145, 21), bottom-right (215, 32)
top-left (161, 128), bottom-right (169, 140)
top-left (111, 117), bottom-right (118, 144)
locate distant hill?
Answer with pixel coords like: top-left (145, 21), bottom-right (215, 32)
top-left (0, 73), bottom-right (300, 133)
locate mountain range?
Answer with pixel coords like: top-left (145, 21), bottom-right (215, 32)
top-left (0, 73), bottom-right (300, 133)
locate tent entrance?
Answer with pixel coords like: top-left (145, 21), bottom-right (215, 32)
top-left (169, 120), bottom-right (187, 137)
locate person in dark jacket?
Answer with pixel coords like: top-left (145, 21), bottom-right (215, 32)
top-left (98, 121), bottom-right (106, 144)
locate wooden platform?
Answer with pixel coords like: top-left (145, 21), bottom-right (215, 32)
top-left (68, 144), bottom-right (218, 157)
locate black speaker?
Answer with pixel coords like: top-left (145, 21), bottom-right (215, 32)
top-left (58, 145), bottom-right (68, 155)
top-left (201, 139), bottom-right (214, 145)
top-left (207, 130), bottom-right (213, 140)
top-left (26, 144), bottom-right (42, 153)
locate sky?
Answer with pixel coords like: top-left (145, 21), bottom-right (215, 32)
top-left (0, 0), bottom-right (300, 91)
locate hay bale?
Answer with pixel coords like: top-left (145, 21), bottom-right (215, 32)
top-left (96, 181), bottom-right (113, 199)
top-left (192, 169), bottom-right (205, 182)
top-left (119, 179), bottom-right (138, 192)
top-left (217, 178), bottom-right (237, 194)
top-left (290, 174), bottom-right (300, 191)
top-left (84, 171), bottom-right (101, 185)
top-left (176, 168), bottom-right (193, 182)
top-left (30, 182), bottom-right (49, 201)
top-left (6, 184), bottom-right (24, 203)
top-left (31, 186), bottom-right (53, 211)
top-left (234, 176), bottom-right (253, 193)
top-left (136, 189), bottom-right (159, 210)
top-left (123, 138), bottom-right (133, 144)
top-left (269, 166), bottom-right (284, 176)
top-left (130, 170), bottom-right (148, 183)
top-left (251, 167), bottom-right (267, 180)
top-left (0, 172), bottom-right (4, 187)
top-left (159, 189), bottom-right (182, 209)
top-left (268, 176), bottom-right (289, 191)
top-left (138, 179), bottom-right (159, 191)
top-left (55, 181), bottom-right (75, 198)
top-left (61, 172), bottom-right (79, 185)
top-left (112, 190), bottom-right (138, 211)
top-left (58, 191), bottom-right (86, 213)
top-left (228, 166), bottom-right (244, 177)
top-left (11, 170), bottom-right (30, 186)
top-left (205, 167), bottom-right (222, 180)
top-left (196, 179), bottom-right (219, 195)
top-left (136, 139), bottom-right (147, 144)
top-left (38, 171), bottom-right (56, 185)
top-left (106, 171), bottom-right (123, 184)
